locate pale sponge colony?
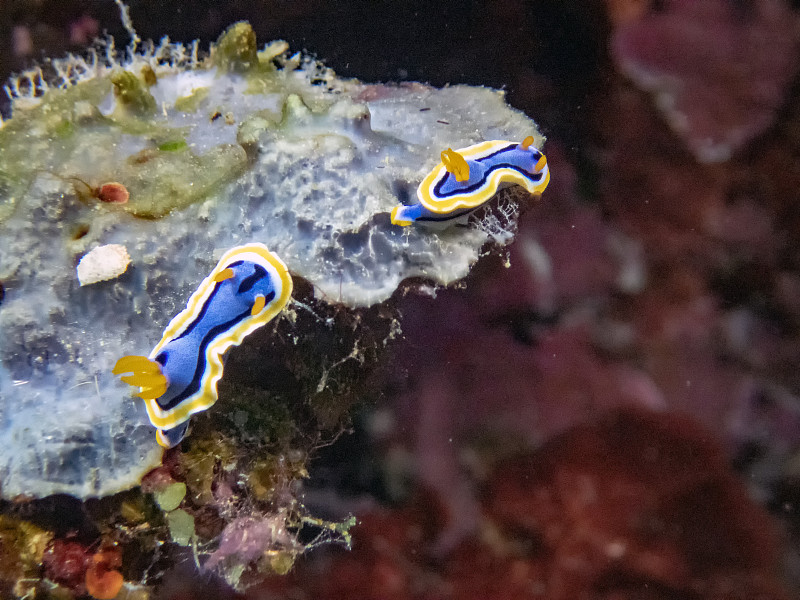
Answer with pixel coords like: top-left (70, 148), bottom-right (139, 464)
top-left (0, 23), bottom-right (544, 499)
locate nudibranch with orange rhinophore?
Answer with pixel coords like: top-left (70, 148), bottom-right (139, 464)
top-left (113, 243), bottom-right (293, 448)
top-left (391, 136), bottom-right (549, 227)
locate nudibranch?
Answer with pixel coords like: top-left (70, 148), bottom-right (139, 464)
top-left (113, 243), bottom-right (293, 448)
top-left (391, 136), bottom-right (549, 226)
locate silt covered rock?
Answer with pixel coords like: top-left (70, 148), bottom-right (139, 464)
top-left (0, 23), bottom-right (545, 499)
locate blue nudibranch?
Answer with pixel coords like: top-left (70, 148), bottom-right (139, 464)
top-left (113, 243), bottom-right (293, 448)
top-left (391, 136), bottom-right (549, 226)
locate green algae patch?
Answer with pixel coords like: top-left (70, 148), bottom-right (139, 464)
top-left (174, 87), bottom-right (210, 113)
top-left (54, 119), bottom-right (75, 139)
top-left (141, 64), bottom-right (158, 87)
top-left (166, 509), bottom-right (196, 546)
top-left (275, 93), bottom-right (357, 133)
top-left (213, 22), bottom-right (260, 73)
top-left (182, 436), bottom-right (237, 505)
top-left (111, 70), bottom-right (157, 116)
top-left (15, 77), bottom-right (112, 123)
top-left (213, 22), bottom-right (288, 96)
top-left (121, 144), bottom-right (248, 217)
top-left (0, 72), bottom-right (187, 224)
top-left (154, 482), bottom-right (187, 512)
top-left (0, 515), bottom-right (52, 598)
top-left (267, 551), bottom-right (296, 576)
top-left (157, 138), bottom-right (188, 152)
top-left (0, 22), bottom-right (310, 225)
top-left (0, 78), bottom-right (112, 223)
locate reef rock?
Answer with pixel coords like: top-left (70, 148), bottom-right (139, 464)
top-left (0, 23), bottom-right (545, 499)
top-left (254, 409), bottom-right (791, 600)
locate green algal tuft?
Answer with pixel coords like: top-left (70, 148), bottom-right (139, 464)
top-left (173, 87), bottom-right (210, 112)
top-left (121, 143), bottom-right (247, 217)
top-left (213, 22), bottom-right (260, 73)
top-left (110, 70), bottom-right (157, 115)
top-left (156, 139), bottom-right (188, 152)
top-left (0, 78), bottom-right (112, 222)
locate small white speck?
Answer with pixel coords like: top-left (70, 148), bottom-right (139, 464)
top-left (606, 541), bottom-right (626, 559)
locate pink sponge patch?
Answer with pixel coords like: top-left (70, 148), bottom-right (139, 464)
top-left (612, 0), bottom-right (800, 163)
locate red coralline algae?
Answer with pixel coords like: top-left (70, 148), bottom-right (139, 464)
top-left (42, 540), bottom-right (125, 599)
top-left (42, 538), bottom-right (91, 595)
top-left (598, 85), bottom-right (730, 262)
top-left (308, 506), bottom-right (442, 600)
top-left (612, 0), bottom-right (800, 163)
top-left (390, 293), bottom-right (669, 548)
top-left (597, 81), bottom-right (800, 447)
top-left (483, 409), bottom-right (789, 600)
top-left (251, 409), bottom-right (790, 600)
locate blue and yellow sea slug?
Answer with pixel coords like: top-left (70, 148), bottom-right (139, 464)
top-left (391, 136), bottom-right (549, 226)
top-left (113, 243), bottom-right (293, 448)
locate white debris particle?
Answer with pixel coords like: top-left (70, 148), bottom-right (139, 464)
top-left (77, 244), bottom-right (131, 286)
